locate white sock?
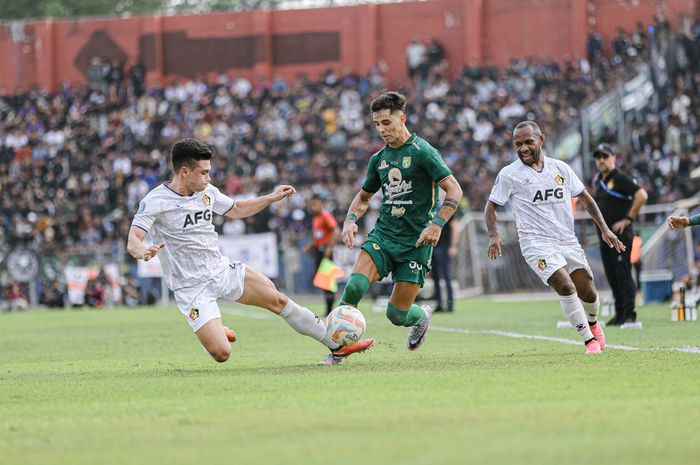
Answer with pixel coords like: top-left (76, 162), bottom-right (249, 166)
top-left (559, 293), bottom-right (594, 342)
top-left (580, 294), bottom-right (600, 323)
top-left (280, 299), bottom-right (340, 350)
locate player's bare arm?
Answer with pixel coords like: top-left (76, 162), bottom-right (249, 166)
top-left (341, 189), bottom-right (373, 249)
top-left (127, 226), bottom-right (165, 261)
top-left (416, 175), bottom-right (463, 248)
top-left (611, 187), bottom-right (648, 234)
top-left (225, 185), bottom-right (295, 219)
top-left (484, 201), bottom-right (503, 260)
top-left (667, 215), bottom-right (691, 229)
top-left (577, 190), bottom-right (626, 253)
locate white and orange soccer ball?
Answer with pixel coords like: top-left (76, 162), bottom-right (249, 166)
top-left (326, 305), bottom-right (366, 346)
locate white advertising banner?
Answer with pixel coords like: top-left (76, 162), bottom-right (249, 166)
top-left (219, 233), bottom-right (279, 278)
top-left (137, 233), bottom-right (279, 279)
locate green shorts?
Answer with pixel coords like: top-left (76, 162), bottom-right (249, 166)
top-left (361, 231), bottom-right (432, 286)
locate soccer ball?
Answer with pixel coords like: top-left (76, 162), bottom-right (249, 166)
top-left (326, 305), bottom-right (366, 346)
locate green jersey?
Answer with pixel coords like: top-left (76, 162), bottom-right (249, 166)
top-left (361, 133), bottom-right (452, 246)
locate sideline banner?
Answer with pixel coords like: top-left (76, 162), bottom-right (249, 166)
top-left (138, 233), bottom-right (279, 279)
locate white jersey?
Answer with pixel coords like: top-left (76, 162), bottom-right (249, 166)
top-left (131, 183), bottom-right (235, 291)
top-left (488, 156), bottom-right (585, 249)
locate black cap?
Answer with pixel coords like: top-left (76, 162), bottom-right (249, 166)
top-left (593, 143), bottom-right (615, 158)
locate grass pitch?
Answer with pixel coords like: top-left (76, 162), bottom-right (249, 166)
top-left (1, 298), bottom-right (699, 465)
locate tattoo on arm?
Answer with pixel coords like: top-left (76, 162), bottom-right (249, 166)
top-left (442, 198), bottom-right (459, 211)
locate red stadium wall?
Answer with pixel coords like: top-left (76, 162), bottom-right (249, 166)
top-left (0, 0), bottom-right (697, 92)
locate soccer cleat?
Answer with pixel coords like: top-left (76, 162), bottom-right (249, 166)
top-left (589, 322), bottom-right (606, 350)
top-left (319, 338), bottom-right (375, 365)
top-left (407, 304), bottom-right (433, 351)
top-left (585, 339), bottom-right (602, 355)
top-left (223, 325), bottom-right (237, 343)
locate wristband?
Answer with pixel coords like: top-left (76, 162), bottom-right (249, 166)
top-left (690, 214), bottom-right (700, 227)
top-left (432, 217), bottom-right (447, 228)
top-left (625, 215), bottom-right (634, 222)
top-left (345, 213), bottom-right (357, 223)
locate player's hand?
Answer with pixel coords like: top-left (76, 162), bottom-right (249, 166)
top-left (487, 235), bottom-right (502, 260)
top-left (601, 228), bottom-right (626, 253)
top-left (416, 224), bottom-right (441, 248)
top-left (142, 243), bottom-right (165, 261)
top-left (667, 216), bottom-right (690, 230)
top-left (611, 219), bottom-right (630, 235)
top-left (341, 222), bottom-right (358, 249)
top-left (270, 185), bottom-right (296, 202)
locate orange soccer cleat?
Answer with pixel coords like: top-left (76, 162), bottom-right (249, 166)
top-left (319, 338), bottom-right (375, 365)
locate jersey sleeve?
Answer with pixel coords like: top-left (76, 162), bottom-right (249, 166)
top-left (563, 163), bottom-right (585, 197)
top-left (132, 196), bottom-right (158, 233)
top-left (210, 184), bottom-right (235, 215)
top-left (614, 172), bottom-right (641, 196)
top-left (421, 147), bottom-right (452, 183)
top-left (488, 170), bottom-right (512, 206)
top-left (361, 154), bottom-right (382, 193)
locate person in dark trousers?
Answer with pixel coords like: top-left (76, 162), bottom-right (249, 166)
top-left (431, 213), bottom-right (459, 312)
top-left (592, 144), bottom-right (648, 325)
top-left (306, 194), bottom-right (340, 315)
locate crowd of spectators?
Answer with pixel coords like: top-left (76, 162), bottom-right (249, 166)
top-left (0, 13), bottom-right (698, 306)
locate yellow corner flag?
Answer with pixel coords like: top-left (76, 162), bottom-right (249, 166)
top-left (313, 258), bottom-right (345, 293)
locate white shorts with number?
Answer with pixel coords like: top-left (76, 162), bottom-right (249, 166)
top-left (522, 242), bottom-right (593, 286)
top-left (174, 260), bottom-right (246, 332)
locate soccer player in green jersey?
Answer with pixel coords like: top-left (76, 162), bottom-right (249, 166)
top-left (335, 91), bottom-right (463, 360)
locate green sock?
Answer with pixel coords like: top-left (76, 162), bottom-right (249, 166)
top-left (386, 303), bottom-right (426, 327)
top-left (405, 304), bottom-right (427, 326)
top-left (339, 273), bottom-right (370, 307)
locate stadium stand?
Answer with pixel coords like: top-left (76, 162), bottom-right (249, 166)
top-left (0, 13), bottom-right (698, 307)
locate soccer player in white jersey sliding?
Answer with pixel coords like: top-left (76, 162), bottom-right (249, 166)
top-left (484, 121), bottom-right (625, 354)
top-left (127, 139), bottom-right (374, 364)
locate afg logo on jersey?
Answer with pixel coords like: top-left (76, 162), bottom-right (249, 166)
top-left (537, 258), bottom-right (547, 271)
top-left (202, 194), bottom-right (211, 206)
top-left (391, 206), bottom-right (406, 217)
top-left (183, 210), bottom-right (212, 227)
top-left (532, 188), bottom-right (564, 202)
top-left (554, 174), bottom-right (565, 185)
top-left (189, 308), bottom-right (199, 320)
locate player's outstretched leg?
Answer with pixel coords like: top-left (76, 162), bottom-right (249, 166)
top-left (237, 266), bottom-right (374, 363)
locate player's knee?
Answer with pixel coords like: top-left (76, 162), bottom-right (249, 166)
top-left (274, 292), bottom-right (289, 313)
top-left (209, 344), bottom-right (231, 363)
top-left (386, 303), bottom-right (408, 326)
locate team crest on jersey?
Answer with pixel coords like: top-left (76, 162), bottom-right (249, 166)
top-left (138, 201), bottom-right (146, 213)
top-left (378, 160), bottom-right (389, 170)
top-left (402, 157), bottom-right (411, 168)
top-left (554, 174), bottom-right (565, 186)
top-left (537, 258), bottom-right (547, 271)
top-left (189, 308), bottom-right (199, 320)
top-left (607, 180), bottom-right (615, 189)
top-left (202, 194), bottom-right (211, 206)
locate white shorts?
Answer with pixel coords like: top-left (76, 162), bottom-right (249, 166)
top-left (174, 260), bottom-right (246, 332)
top-left (522, 242), bottom-right (593, 286)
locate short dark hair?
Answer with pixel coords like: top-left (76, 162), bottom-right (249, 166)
top-left (514, 120), bottom-right (543, 135)
top-left (370, 91), bottom-right (407, 114)
top-left (171, 138), bottom-right (214, 172)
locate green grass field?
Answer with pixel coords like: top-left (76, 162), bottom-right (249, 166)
top-left (2, 298), bottom-right (699, 465)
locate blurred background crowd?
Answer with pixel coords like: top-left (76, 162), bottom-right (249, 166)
top-left (1, 12), bottom-right (699, 308)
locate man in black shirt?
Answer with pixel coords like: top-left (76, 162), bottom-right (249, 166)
top-left (592, 144), bottom-right (648, 325)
